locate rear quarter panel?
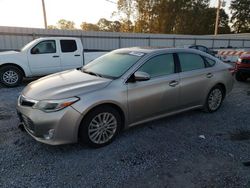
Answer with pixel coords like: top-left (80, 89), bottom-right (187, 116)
top-left (208, 62), bottom-right (234, 97)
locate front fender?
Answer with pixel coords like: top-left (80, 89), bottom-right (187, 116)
top-left (0, 52), bottom-right (32, 77)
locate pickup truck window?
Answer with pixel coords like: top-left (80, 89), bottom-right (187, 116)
top-left (31, 40), bottom-right (56, 54)
top-left (60, 40), bottom-right (77, 53)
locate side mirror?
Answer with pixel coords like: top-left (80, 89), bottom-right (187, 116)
top-left (134, 71), bottom-right (150, 81)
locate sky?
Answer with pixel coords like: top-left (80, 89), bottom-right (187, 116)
top-left (0, 0), bottom-right (118, 28)
top-left (0, 0), bottom-right (231, 29)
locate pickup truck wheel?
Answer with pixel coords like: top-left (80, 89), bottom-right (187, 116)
top-left (79, 106), bottom-right (121, 148)
top-left (236, 72), bottom-right (247, 82)
top-left (0, 66), bottom-right (23, 87)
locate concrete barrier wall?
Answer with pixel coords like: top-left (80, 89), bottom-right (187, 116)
top-left (0, 26), bottom-right (249, 51)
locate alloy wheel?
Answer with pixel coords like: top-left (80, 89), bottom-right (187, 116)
top-left (3, 70), bottom-right (19, 85)
top-left (208, 88), bottom-right (223, 111)
top-left (88, 112), bottom-right (117, 144)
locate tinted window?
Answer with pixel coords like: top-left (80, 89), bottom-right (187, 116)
top-left (205, 57), bottom-right (216, 67)
top-left (83, 52), bottom-right (144, 78)
top-left (189, 46), bottom-right (197, 50)
top-left (60, 40), bottom-right (77, 52)
top-left (197, 46), bottom-right (207, 52)
top-left (138, 54), bottom-right (175, 77)
top-left (178, 53), bottom-right (205, 72)
top-left (242, 59), bottom-right (250, 64)
top-left (31, 40), bottom-right (56, 54)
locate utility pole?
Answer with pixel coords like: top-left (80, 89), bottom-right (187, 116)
top-left (214, 0), bottom-right (226, 35)
top-left (42, 0), bottom-right (48, 29)
top-left (214, 0), bottom-right (221, 35)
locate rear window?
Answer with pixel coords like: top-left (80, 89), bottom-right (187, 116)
top-left (60, 40), bottom-right (77, 52)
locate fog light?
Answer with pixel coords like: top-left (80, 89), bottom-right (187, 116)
top-left (43, 129), bottom-right (55, 140)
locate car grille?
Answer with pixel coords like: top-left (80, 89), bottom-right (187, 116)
top-left (19, 95), bottom-right (37, 107)
top-left (22, 115), bottom-right (35, 134)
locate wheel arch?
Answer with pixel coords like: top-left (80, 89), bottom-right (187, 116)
top-left (0, 63), bottom-right (26, 77)
top-left (77, 102), bottom-right (126, 138)
top-left (213, 82), bottom-right (226, 98)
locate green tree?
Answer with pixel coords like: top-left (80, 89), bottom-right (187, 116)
top-left (134, 0), bottom-right (158, 33)
top-left (97, 18), bottom-right (122, 32)
top-left (117, 0), bottom-right (136, 32)
top-left (97, 18), bottom-right (111, 31)
top-left (47, 25), bottom-right (57, 29)
top-left (57, 19), bottom-right (75, 30)
top-left (174, 0), bottom-right (211, 34)
top-left (230, 0), bottom-right (250, 33)
top-left (218, 9), bottom-right (231, 34)
top-left (116, 0), bottom-right (231, 34)
top-left (111, 21), bottom-right (122, 32)
top-left (80, 22), bottom-right (99, 31)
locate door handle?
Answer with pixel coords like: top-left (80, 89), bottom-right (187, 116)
top-left (169, 80), bottom-right (179, 87)
top-left (74, 54), bottom-right (81, 57)
top-left (206, 73), bottom-right (213, 78)
top-left (53, 55), bottom-right (60, 58)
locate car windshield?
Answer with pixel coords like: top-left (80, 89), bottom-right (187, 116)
top-left (82, 51), bottom-right (145, 79)
top-left (20, 39), bottom-right (40, 52)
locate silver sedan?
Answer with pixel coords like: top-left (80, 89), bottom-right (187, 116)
top-left (16, 47), bottom-right (234, 147)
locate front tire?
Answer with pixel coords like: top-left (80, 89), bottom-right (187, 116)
top-left (79, 106), bottom-right (121, 148)
top-left (204, 86), bottom-right (224, 113)
top-left (0, 66), bottom-right (23, 87)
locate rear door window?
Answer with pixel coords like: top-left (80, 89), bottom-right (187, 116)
top-left (60, 40), bottom-right (77, 53)
top-left (178, 53), bottom-right (205, 72)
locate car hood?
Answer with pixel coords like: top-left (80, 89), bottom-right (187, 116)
top-left (22, 69), bottom-right (112, 100)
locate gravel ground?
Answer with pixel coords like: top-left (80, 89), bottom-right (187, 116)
top-left (0, 78), bottom-right (250, 188)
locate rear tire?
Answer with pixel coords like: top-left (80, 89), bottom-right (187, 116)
top-left (204, 86), bottom-right (224, 113)
top-left (0, 65), bottom-right (23, 87)
top-left (236, 72), bottom-right (247, 82)
top-left (79, 106), bottom-right (121, 148)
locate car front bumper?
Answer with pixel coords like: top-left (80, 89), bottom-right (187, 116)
top-left (16, 103), bottom-right (82, 145)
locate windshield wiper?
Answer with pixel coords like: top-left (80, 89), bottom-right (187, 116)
top-left (82, 70), bottom-right (103, 78)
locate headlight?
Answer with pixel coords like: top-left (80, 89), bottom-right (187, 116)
top-left (238, 58), bottom-right (242, 63)
top-left (33, 97), bottom-right (79, 112)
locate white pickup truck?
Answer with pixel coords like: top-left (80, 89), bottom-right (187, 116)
top-left (0, 37), bottom-right (85, 87)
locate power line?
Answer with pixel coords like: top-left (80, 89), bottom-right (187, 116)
top-left (105, 0), bottom-right (117, 5)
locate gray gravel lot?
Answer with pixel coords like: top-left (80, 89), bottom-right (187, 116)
top-left (0, 78), bottom-right (250, 188)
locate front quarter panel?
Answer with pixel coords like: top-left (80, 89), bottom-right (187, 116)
top-left (71, 80), bottom-right (129, 128)
top-left (0, 51), bottom-right (32, 77)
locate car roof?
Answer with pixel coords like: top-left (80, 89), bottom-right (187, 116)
top-left (113, 46), bottom-right (211, 55)
top-left (240, 54), bottom-right (250, 59)
top-left (38, 37), bottom-right (79, 40)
